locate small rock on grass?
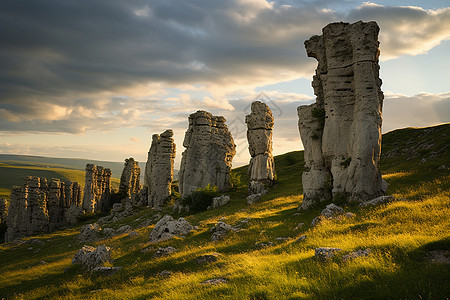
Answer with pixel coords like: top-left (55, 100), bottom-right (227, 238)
top-left (195, 253), bottom-right (220, 264)
top-left (201, 277), bottom-right (228, 285)
top-left (315, 247), bottom-right (342, 260)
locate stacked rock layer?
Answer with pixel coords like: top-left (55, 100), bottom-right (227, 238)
top-left (119, 158), bottom-right (141, 203)
top-left (144, 129), bottom-right (176, 208)
top-left (82, 164), bottom-right (111, 213)
top-left (246, 101), bottom-right (275, 194)
top-left (179, 110), bottom-right (236, 197)
top-left (5, 176), bottom-right (82, 242)
top-left (298, 21), bottom-right (384, 209)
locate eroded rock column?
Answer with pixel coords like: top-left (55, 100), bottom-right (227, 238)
top-left (179, 110), bottom-right (236, 197)
top-left (0, 198), bottom-right (7, 224)
top-left (246, 101), bottom-right (275, 194)
top-left (82, 164), bottom-right (111, 213)
top-left (119, 158), bottom-right (141, 204)
top-left (298, 21), bottom-right (384, 209)
top-left (144, 130), bottom-right (176, 208)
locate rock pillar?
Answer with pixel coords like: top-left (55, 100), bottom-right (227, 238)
top-left (144, 130), bottom-right (176, 208)
top-left (119, 158), bottom-right (141, 204)
top-left (246, 101), bottom-right (275, 194)
top-left (179, 110), bottom-right (236, 197)
top-left (82, 164), bottom-right (111, 213)
top-left (298, 21), bottom-right (384, 209)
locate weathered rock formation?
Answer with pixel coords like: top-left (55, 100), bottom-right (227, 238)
top-left (82, 164), bottom-right (111, 213)
top-left (298, 21), bottom-right (384, 209)
top-left (72, 244), bottom-right (113, 271)
top-left (144, 130), bottom-right (176, 208)
top-left (179, 110), bottom-right (236, 197)
top-left (119, 158), bottom-right (141, 203)
top-left (149, 214), bottom-right (194, 243)
top-left (0, 198), bottom-right (7, 224)
top-left (5, 177), bottom-right (82, 242)
top-left (246, 101), bottom-right (275, 194)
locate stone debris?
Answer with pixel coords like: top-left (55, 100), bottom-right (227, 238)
top-left (320, 204), bottom-right (344, 218)
top-left (97, 202), bottom-right (134, 225)
top-left (207, 195), bottom-right (230, 210)
top-left (119, 158), bottom-right (141, 205)
top-left (211, 221), bottom-right (234, 241)
top-left (195, 253), bottom-right (220, 264)
top-left (359, 195), bottom-right (396, 207)
top-left (315, 247), bottom-right (342, 260)
top-left (153, 246), bottom-right (177, 258)
top-left (295, 235), bottom-right (307, 243)
top-left (72, 245), bottom-right (114, 271)
top-left (144, 129), bottom-right (176, 208)
top-left (115, 225), bottom-right (132, 235)
top-left (178, 110), bottom-right (236, 198)
top-left (82, 164), bottom-right (111, 213)
top-left (0, 198), bottom-right (7, 224)
top-left (246, 101), bottom-right (275, 195)
top-left (78, 223), bottom-right (102, 243)
top-left (149, 215), bottom-right (194, 243)
top-left (201, 277), bottom-right (228, 285)
top-left (91, 266), bottom-right (122, 276)
top-left (294, 223), bottom-right (304, 230)
top-left (298, 21), bottom-right (385, 209)
top-left (343, 248), bottom-right (371, 262)
top-left (102, 228), bottom-right (115, 238)
top-left (128, 231), bottom-right (139, 237)
top-left (246, 193), bottom-right (261, 205)
top-left (5, 177), bottom-right (82, 242)
top-left (158, 270), bottom-right (172, 277)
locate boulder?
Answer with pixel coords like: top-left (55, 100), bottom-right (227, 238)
top-left (153, 246), bottom-right (177, 258)
top-left (208, 195), bottom-right (230, 210)
top-left (211, 221), bottom-right (233, 241)
top-left (149, 215), bottom-right (194, 243)
top-left (246, 193), bottom-right (261, 205)
top-left (315, 247), bottom-right (342, 260)
top-left (343, 248), bottom-right (371, 261)
top-left (72, 245), bottom-right (113, 271)
top-left (78, 223), bottom-right (101, 243)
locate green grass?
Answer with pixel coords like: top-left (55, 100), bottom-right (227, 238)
top-left (0, 124), bottom-right (449, 299)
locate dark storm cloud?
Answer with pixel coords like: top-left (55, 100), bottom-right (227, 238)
top-left (0, 0), bottom-right (449, 133)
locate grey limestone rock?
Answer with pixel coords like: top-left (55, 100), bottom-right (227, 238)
top-left (149, 215), bottom-right (194, 243)
top-left (315, 247), bottom-right (342, 260)
top-left (211, 221), bottom-right (233, 241)
top-left (78, 223), bottom-right (101, 243)
top-left (320, 203), bottom-right (344, 218)
top-left (72, 244), bottom-right (113, 271)
top-left (246, 193), bottom-right (261, 205)
top-left (195, 253), bottom-right (220, 264)
top-left (153, 246), bottom-right (177, 258)
top-left (298, 21), bottom-right (385, 209)
top-left (82, 164), bottom-right (111, 213)
top-left (144, 130), bottom-right (176, 209)
top-left (5, 177), bottom-right (82, 242)
top-left (343, 248), bottom-right (371, 261)
top-left (246, 101), bottom-right (275, 195)
top-left (208, 195), bottom-right (230, 210)
top-left (359, 195), bottom-right (396, 207)
top-left (201, 277), bottom-right (228, 285)
top-left (0, 198), bottom-right (7, 224)
top-left (178, 110), bottom-right (236, 197)
top-left (119, 158), bottom-right (141, 205)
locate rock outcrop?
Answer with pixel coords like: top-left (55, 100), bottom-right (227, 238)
top-left (149, 214), bottom-right (194, 243)
top-left (179, 110), bottom-right (236, 197)
top-left (119, 158), bottom-right (141, 204)
top-left (298, 21), bottom-right (384, 209)
top-left (0, 198), bottom-right (7, 224)
top-left (144, 130), bottom-right (176, 208)
top-left (82, 164), bottom-right (112, 213)
top-left (5, 177), bottom-right (82, 242)
top-left (246, 101), bottom-right (275, 194)
top-left (72, 245), bottom-right (114, 271)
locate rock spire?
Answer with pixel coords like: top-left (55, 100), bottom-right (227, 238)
top-left (246, 101), bottom-right (275, 194)
top-left (119, 158), bottom-right (141, 203)
top-left (82, 164), bottom-right (111, 213)
top-left (144, 130), bottom-right (176, 208)
top-left (178, 110), bottom-right (236, 197)
top-left (298, 21), bottom-right (384, 209)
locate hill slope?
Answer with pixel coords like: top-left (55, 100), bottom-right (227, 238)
top-left (0, 124), bottom-right (448, 299)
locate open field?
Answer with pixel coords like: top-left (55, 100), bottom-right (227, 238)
top-left (0, 124), bottom-right (448, 299)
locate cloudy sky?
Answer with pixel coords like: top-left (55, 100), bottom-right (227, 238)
top-left (1, 0), bottom-right (449, 171)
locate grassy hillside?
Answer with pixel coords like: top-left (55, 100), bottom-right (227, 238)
top-left (0, 124), bottom-right (448, 299)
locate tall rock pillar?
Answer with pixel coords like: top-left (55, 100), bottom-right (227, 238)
top-left (144, 130), bottom-right (176, 208)
top-left (179, 110), bottom-right (236, 197)
top-left (298, 21), bottom-right (384, 209)
top-left (82, 164), bottom-right (111, 213)
top-left (246, 101), bottom-right (275, 194)
top-left (119, 158), bottom-right (141, 203)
